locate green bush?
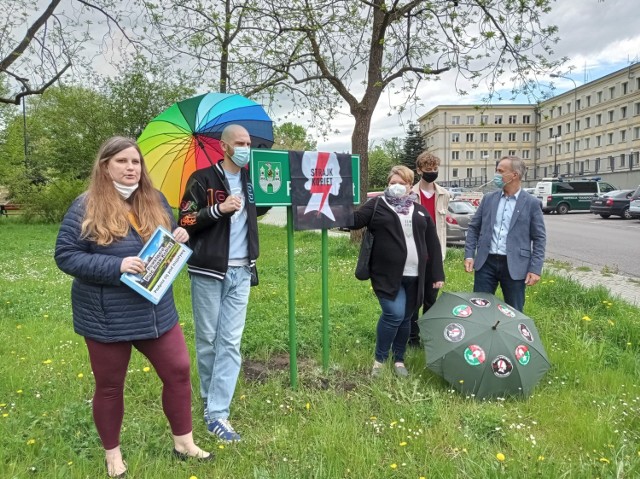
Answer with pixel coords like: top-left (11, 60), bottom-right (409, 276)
top-left (12, 177), bottom-right (86, 223)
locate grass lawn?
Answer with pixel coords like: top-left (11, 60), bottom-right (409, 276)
top-left (1, 219), bottom-right (639, 478)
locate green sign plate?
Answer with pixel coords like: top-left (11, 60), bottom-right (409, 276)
top-left (251, 149), bottom-right (360, 206)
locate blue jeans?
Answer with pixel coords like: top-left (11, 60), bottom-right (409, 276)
top-left (375, 276), bottom-right (418, 363)
top-left (191, 266), bottom-right (251, 420)
top-left (474, 254), bottom-right (526, 312)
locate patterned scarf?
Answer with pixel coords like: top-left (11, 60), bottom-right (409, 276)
top-left (384, 189), bottom-right (418, 215)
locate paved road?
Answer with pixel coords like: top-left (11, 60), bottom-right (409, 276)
top-left (543, 212), bottom-right (640, 278)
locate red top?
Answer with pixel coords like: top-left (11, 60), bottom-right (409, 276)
top-left (420, 190), bottom-right (437, 224)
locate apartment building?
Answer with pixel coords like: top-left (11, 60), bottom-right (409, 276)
top-left (419, 62), bottom-right (640, 186)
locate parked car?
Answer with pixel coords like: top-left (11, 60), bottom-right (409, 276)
top-left (628, 185), bottom-right (640, 220)
top-left (446, 200), bottom-right (476, 244)
top-left (589, 189), bottom-right (635, 219)
top-left (446, 187), bottom-right (465, 199)
top-left (536, 177), bottom-right (617, 214)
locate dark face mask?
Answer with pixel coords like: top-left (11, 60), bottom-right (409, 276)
top-left (422, 171), bottom-right (438, 183)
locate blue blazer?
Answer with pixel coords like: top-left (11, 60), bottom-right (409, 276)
top-left (464, 189), bottom-right (546, 280)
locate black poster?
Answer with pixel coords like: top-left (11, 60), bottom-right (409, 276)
top-left (289, 151), bottom-right (354, 231)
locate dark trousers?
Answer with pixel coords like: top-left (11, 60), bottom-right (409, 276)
top-left (409, 266), bottom-right (440, 342)
top-left (375, 276), bottom-right (418, 363)
top-left (85, 323), bottom-right (193, 450)
top-left (473, 254), bottom-right (526, 312)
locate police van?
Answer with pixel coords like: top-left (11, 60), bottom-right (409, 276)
top-left (535, 177), bottom-right (617, 214)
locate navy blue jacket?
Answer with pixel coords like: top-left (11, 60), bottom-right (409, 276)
top-left (55, 192), bottom-right (180, 342)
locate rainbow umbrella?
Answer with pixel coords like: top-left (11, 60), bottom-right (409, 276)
top-left (138, 92), bottom-right (274, 207)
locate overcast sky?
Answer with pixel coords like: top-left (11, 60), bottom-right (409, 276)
top-left (309, 0), bottom-right (640, 152)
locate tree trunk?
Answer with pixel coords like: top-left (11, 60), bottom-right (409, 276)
top-left (349, 109), bottom-right (373, 242)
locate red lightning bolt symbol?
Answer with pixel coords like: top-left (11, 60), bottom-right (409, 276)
top-left (310, 152), bottom-right (332, 215)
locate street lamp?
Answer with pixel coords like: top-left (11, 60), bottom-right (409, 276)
top-left (550, 73), bottom-right (578, 176)
top-left (482, 154), bottom-right (489, 183)
top-left (553, 135), bottom-right (562, 176)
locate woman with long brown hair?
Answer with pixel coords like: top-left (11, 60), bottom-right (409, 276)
top-left (55, 137), bottom-right (211, 477)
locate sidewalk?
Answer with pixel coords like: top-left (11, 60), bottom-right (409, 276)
top-left (260, 208), bottom-right (640, 307)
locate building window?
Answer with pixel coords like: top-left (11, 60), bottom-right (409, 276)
top-left (596, 114), bottom-right (602, 126)
top-left (567, 102), bottom-right (571, 113)
top-left (596, 135), bottom-right (602, 147)
top-left (451, 133), bottom-right (460, 142)
top-left (586, 117), bottom-right (591, 128)
top-left (522, 149), bottom-right (530, 159)
top-left (566, 122), bottom-right (571, 134)
top-left (635, 102), bottom-right (640, 115)
top-left (608, 110), bottom-right (614, 122)
top-left (634, 126), bottom-right (640, 139)
top-left (466, 133), bottom-right (474, 142)
top-left (495, 133), bottom-right (502, 142)
top-left (480, 115), bottom-right (488, 125)
top-left (494, 115), bottom-right (503, 124)
top-left (452, 168), bottom-right (458, 178)
top-left (565, 142), bottom-right (571, 153)
top-left (480, 150), bottom-right (489, 159)
top-left (609, 86), bottom-right (615, 99)
top-left (508, 115), bottom-right (517, 124)
top-left (466, 115), bottom-right (474, 125)
top-left (480, 132), bottom-right (488, 142)
top-left (586, 95), bottom-right (591, 107)
top-left (547, 146), bottom-right (553, 156)
top-left (452, 115), bottom-right (460, 125)
top-left (622, 82), bottom-right (628, 95)
top-left (548, 127), bottom-right (554, 138)
top-left (620, 130), bottom-right (626, 142)
top-left (508, 150), bottom-right (516, 156)
top-left (621, 106), bottom-right (627, 119)
top-left (576, 119), bottom-right (581, 131)
top-left (522, 132), bottom-right (531, 141)
top-left (607, 133), bottom-right (613, 145)
top-left (575, 139), bottom-right (580, 151)
top-left (637, 78), bottom-right (640, 91)
top-left (597, 91), bottom-right (602, 103)
top-left (557, 125), bottom-right (562, 136)
top-left (536, 131), bottom-right (541, 142)
top-left (621, 154), bottom-right (626, 167)
top-left (522, 115), bottom-right (531, 124)
top-left (576, 99), bottom-right (581, 111)
top-left (508, 132), bottom-right (516, 141)
top-left (466, 168), bottom-right (473, 178)
top-left (452, 151), bottom-right (460, 160)
top-left (494, 150), bottom-right (502, 159)
top-left (585, 137), bottom-right (591, 148)
top-left (557, 106), bottom-right (563, 116)
top-left (466, 151), bottom-right (474, 160)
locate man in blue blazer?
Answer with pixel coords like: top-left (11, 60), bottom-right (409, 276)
top-left (464, 156), bottom-right (546, 312)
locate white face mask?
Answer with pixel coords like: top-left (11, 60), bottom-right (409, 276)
top-left (388, 183), bottom-right (408, 198)
top-left (113, 181), bottom-right (139, 200)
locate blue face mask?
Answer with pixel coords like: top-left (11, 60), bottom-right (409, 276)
top-left (230, 146), bottom-right (251, 168)
top-left (493, 174), bottom-right (505, 189)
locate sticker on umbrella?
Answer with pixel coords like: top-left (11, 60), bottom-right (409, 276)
top-left (515, 345), bottom-right (530, 365)
top-left (491, 355), bottom-right (514, 378)
top-left (518, 323), bottom-right (534, 342)
top-left (443, 323), bottom-right (465, 342)
top-left (464, 345), bottom-right (486, 366)
top-left (497, 304), bottom-right (516, 317)
top-left (470, 297), bottom-right (491, 307)
top-left (452, 305), bottom-right (472, 317)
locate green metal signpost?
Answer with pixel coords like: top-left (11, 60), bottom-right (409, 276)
top-left (251, 149), bottom-right (360, 388)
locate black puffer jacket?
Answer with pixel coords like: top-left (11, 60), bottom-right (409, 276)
top-left (54, 193), bottom-right (180, 343)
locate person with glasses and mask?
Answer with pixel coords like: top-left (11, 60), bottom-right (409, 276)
top-left (408, 151), bottom-right (450, 347)
top-left (464, 156), bottom-right (546, 312)
top-left (178, 124), bottom-right (261, 442)
top-left (352, 165), bottom-right (444, 378)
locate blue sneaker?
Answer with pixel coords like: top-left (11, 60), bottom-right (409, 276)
top-left (207, 418), bottom-right (241, 442)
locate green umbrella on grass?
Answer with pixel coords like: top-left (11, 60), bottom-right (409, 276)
top-left (418, 292), bottom-right (550, 400)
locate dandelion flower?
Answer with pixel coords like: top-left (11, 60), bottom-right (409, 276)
top-left (42, 359), bottom-right (52, 364)
top-left (67, 461), bottom-right (73, 465)
top-left (496, 453), bottom-right (505, 462)
top-left (599, 457), bottom-right (610, 464)
top-left (142, 367), bottom-right (151, 373)
top-left (582, 316), bottom-right (592, 322)
top-left (0, 403), bottom-right (6, 407)
top-left (459, 380), bottom-right (464, 384)
top-left (16, 390), bottom-right (23, 394)
top-left (27, 439), bottom-right (36, 445)
top-left (390, 421), bottom-right (398, 426)
top-left (608, 320), bottom-right (615, 326)
top-left (16, 325), bottom-right (22, 329)
top-left (399, 442), bottom-right (407, 446)
top-left (306, 402), bottom-right (310, 410)
top-left (2, 414), bottom-right (8, 418)
top-left (389, 463), bottom-right (398, 469)
top-left (77, 373), bottom-right (84, 378)
top-left (218, 445), bottom-right (225, 449)
top-left (190, 476), bottom-right (198, 479)
top-left (538, 455), bottom-right (545, 461)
